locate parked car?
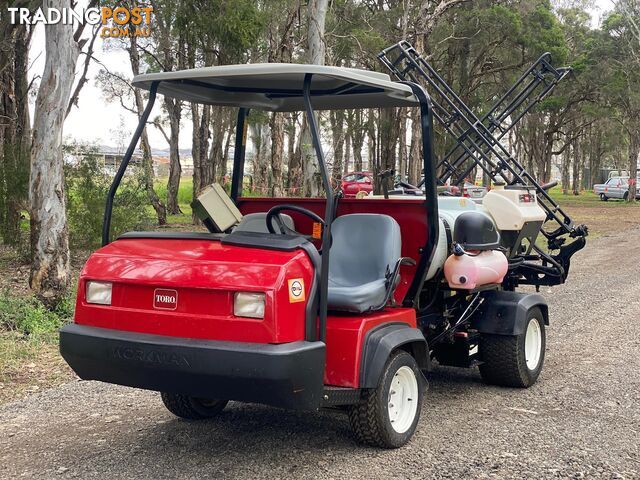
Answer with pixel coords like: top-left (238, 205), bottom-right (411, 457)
top-left (593, 176), bottom-right (640, 201)
top-left (462, 182), bottom-right (487, 199)
top-left (341, 171), bottom-right (373, 197)
top-left (437, 184), bottom-right (461, 196)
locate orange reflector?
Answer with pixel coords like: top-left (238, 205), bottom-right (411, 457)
top-left (312, 222), bottom-right (322, 239)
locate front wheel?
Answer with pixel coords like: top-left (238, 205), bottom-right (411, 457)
top-left (348, 350), bottom-right (424, 448)
top-left (161, 392), bottom-right (228, 420)
top-left (479, 307), bottom-right (546, 388)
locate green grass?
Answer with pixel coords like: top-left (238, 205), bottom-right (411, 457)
top-left (548, 186), bottom-right (635, 207)
top-left (0, 290), bottom-right (74, 336)
top-left (153, 177), bottom-right (262, 225)
top-left (0, 290), bottom-right (75, 403)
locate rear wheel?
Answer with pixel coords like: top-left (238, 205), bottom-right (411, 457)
top-left (348, 350), bottom-right (423, 448)
top-left (624, 191), bottom-right (629, 201)
top-left (479, 307), bottom-right (546, 388)
top-left (600, 193), bottom-right (608, 201)
top-left (161, 392), bottom-right (228, 420)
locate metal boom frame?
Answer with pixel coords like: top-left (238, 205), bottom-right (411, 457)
top-left (378, 41), bottom-right (587, 248)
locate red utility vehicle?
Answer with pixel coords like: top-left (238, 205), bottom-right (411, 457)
top-left (341, 171), bottom-right (373, 198)
top-left (60, 60), bottom-right (587, 448)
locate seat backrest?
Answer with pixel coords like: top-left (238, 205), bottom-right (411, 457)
top-left (328, 214), bottom-right (401, 286)
top-left (234, 212), bottom-right (294, 234)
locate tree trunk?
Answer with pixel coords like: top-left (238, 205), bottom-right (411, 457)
top-left (628, 127), bottom-right (639, 203)
top-left (286, 112), bottom-right (297, 193)
top-left (377, 108), bottom-right (397, 193)
top-left (165, 98), bottom-right (182, 214)
top-left (571, 140), bottom-right (581, 195)
top-left (303, 0), bottom-right (328, 197)
top-left (0, 23), bottom-right (31, 246)
top-left (191, 103), bottom-right (212, 221)
top-left (208, 107), bottom-right (226, 184)
top-left (351, 109), bottom-right (365, 172)
top-left (270, 112), bottom-right (285, 196)
top-left (128, 37), bottom-right (166, 225)
top-left (330, 110), bottom-right (344, 183)
top-left (307, 0), bottom-right (328, 64)
top-left (408, 109), bottom-right (422, 185)
top-left (289, 115), bottom-right (307, 196)
top-left (343, 129), bottom-right (351, 175)
top-left (220, 110), bottom-right (235, 184)
top-left (249, 122), bottom-right (270, 195)
top-left (561, 144), bottom-right (571, 195)
top-left (398, 109), bottom-right (407, 181)
top-left (29, 0), bottom-right (78, 306)
top-left (288, 114), bottom-right (303, 195)
top-left (367, 110), bottom-right (378, 190)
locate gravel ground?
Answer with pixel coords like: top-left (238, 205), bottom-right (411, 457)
top-left (1, 227), bottom-right (638, 479)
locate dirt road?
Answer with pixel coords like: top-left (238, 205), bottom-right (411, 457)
top-left (1, 227), bottom-right (638, 479)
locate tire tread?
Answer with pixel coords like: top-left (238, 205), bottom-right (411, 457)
top-left (348, 350), bottom-right (422, 448)
top-left (478, 334), bottom-right (528, 387)
top-left (161, 392), bottom-right (227, 419)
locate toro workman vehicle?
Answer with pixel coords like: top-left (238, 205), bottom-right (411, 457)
top-left (60, 43), bottom-right (587, 448)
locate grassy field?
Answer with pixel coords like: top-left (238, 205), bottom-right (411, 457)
top-left (0, 182), bottom-right (638, 404)
top-left (153, 179), bottom-right (638, 237)
top-left (546, 186), bottom-right (640, 238)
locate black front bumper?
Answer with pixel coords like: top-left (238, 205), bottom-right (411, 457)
top-left (60, 324), bottom-right (325, 410)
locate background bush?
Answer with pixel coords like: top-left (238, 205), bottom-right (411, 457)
top-left (65, 147), bottom-right (153, 249)
top-left (0, 290), bottom-right (73, 336)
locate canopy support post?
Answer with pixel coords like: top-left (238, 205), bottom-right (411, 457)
top-left (102, 81), bottom-right (159, 246)
top-left (230, 108), bottom-right (249, 202)
top-left (401, 82), bottom-right (440, 308)
top-left (303, 73), bottom-right (334, 343)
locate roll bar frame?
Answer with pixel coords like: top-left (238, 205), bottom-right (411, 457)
top-left (101, 76), bottom-right (438, 342)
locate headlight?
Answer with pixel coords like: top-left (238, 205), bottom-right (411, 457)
top-left (86, 281), bottom-right (112, 305)
top-left (234, 292), bottom-right (265, 319)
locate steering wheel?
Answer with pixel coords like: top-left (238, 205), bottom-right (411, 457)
top-left (266, 205), bottom-right (325, 241)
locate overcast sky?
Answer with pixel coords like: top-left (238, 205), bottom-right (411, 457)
top-left (28, 0), bottom-right (616, 151)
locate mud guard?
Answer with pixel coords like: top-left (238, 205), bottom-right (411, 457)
top-left (472, 290), bottom-right (549, 336)
top-left (359, 323), bottom-right (429, 389)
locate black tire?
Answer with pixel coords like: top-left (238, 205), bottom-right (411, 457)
top-left (600, 193), bottom-right (608, 201)
top-left (348, 350), bottom-right (424, 448)
top-left (623, 191), bottom-right (629, 201)
top-left (161, 392), bottom-right (228, 420)
top-left (479, 307), bottom-right (546, 388)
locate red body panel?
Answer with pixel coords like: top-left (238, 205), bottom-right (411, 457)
top-left (238, 197), bottom-right (428, 304)
top-left (74, 238), bottom-right (314, 344)
top-left (324, 308), bottom-right (417, 387)
top-left (74, 199), bottom-right (427, 389)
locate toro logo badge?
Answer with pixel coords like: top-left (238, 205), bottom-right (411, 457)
top-left (288, 278), bottom-right (305, 303)
top-left (153, 289), bottom-right (178, 310)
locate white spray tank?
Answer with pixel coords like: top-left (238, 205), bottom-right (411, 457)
top-left (482, 184), bottom-right (547, 256)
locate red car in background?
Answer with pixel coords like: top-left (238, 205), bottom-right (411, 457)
top-left (341, 171), bottom-right (373, 197)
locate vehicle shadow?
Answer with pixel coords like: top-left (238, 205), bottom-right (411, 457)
top-left (98, 365), bottom-right (490, 476)
top-left (62, 366), bottom-right (528, 478)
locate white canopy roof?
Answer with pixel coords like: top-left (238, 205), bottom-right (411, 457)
top-left (132, 63), bottom-right (418, 111)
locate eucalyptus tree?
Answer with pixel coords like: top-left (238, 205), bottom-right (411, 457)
top-left (597, 1), bottom-right (640, 201)
top-left (29, 0), bottom-right (95, 306)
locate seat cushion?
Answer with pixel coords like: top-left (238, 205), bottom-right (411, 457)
top-left (326, 214), bottom-right (401, 312)
top-left (327, 278), bottom-right (387, 314)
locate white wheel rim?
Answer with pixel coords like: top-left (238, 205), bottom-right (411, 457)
top-left (387, 366), bottom-right (419, 434)
top-left (524, 318), bottom-right (542, 371)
